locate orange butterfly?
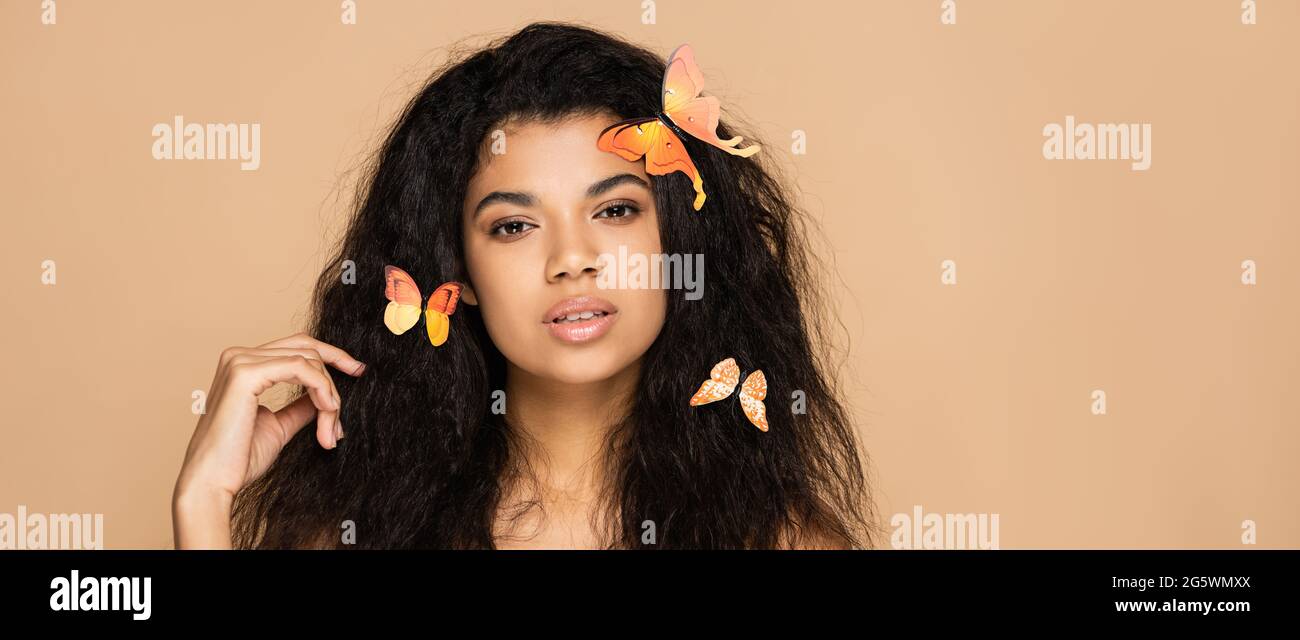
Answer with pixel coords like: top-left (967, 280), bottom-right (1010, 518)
top-left (596, 44), bottom-right (760, 211)
top-left (382, 265), bottom-right (464, 347)
top-left (689, 357), bottom-right (769, 432)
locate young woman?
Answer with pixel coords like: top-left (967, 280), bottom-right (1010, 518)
top-left (172, 22), bottom-right (878, 549)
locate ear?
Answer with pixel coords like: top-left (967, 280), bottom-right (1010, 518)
top-left (460, 281), bottom-right (478, 306)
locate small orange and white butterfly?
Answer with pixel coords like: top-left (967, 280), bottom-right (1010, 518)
top-left (689, 357), bottom-right (768, 432)
top-left (382, 265), bottom-right (464, 347)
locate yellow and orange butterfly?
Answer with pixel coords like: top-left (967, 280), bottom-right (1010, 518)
top-left (382, 265), bottom-right (464, 347)
top-left (689, 357), bottom-right (769, 432)
top-left (596, 44), bottom-right (760, 211)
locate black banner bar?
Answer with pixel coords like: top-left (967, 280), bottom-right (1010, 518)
top-left (0, 550), bottom-right (1287, 627)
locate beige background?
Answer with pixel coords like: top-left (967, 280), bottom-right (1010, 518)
top-left (1, 0), bottom-right (1296, 549)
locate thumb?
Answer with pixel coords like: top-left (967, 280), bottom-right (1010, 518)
top-left (272, 394), bottom-right (325, 445)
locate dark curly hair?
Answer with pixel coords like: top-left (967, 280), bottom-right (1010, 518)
top-left (231, 21), bottom-right (879, 549)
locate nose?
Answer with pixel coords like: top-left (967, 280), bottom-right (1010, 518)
top-left (545, 222), bottom-right (605, 283)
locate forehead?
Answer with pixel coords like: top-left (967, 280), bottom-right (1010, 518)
top-left (466, 114), bottom-right (652, 198)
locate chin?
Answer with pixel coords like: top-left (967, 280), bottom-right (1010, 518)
top-left (529, 346), bottom-right (637, 385)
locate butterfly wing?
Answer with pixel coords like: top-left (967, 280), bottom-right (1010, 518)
top-left (383, 265), bottom-right (423, 335)
top-left (667, 96), bottom-right (760, 158)
top-left (738, 369), bottom-right (769, 432)
top-left (427, 282), bottom-right (462, 315)
top-left (423, 282), bottom-right (463, 347)
top-left (662, 44), bottom-right (760, 159)
top-left (661, 44), bottom-right (706, 114)
top-left (689, 357), bottom-right (741, 406)
top-left (596, 117), bottom-right (658, 162)
top-left (597, 118), bottom-right (707, 210)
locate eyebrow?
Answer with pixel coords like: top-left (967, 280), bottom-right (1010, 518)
top-left (472, 173), bottom-right (650, 218)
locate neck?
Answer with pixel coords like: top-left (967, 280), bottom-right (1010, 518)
top-left (502, 359), bottom-right (640, 504)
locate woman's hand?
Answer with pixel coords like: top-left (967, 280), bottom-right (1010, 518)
top-left (171, 333), bottom-right (366, 549)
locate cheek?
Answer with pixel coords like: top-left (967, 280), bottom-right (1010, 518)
top-left (468, 250), bottom-right (521, 312)
top-left (598, 212), bottom-right (666, 343)
top-left (621, 288), bottom-right (667, 346)
top-left (630, 212), bottom-right (663, 254)
top-left (629, 214), bottom-right (666, 327)
top-left (463, 240), bottom-right (546, 356)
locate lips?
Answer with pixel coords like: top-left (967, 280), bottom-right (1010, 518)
top-left (542, 296), bottom-right (619, 344)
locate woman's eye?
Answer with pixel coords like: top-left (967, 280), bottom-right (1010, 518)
top-left (596, 203), bottom-right (641, 220)
top-left (490, 220), bottom-right (535, 236)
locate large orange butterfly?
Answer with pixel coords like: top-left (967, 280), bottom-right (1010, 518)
top-left (689, 357), bottom-right (769, 432)
top-left (596, 44), bottom-right (760, 211)
top-left (382, 265), bottom-right (464, 347)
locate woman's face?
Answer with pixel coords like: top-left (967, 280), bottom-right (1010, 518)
top-left (461, 113), bottom-right (667, 385)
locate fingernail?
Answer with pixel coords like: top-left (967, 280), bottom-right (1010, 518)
top-left (337, 423), bottom-right (346, 440)
top-left (353, 362), bottom-right (367, 375)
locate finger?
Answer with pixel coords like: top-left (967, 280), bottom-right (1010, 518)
top-left (226, 355), bottom-right (340, 449)
top-left (227, 353), bottom-right (338, 413)
top-left (223, 341), bottom-right (351, 443)
top-left (234, 348), bottom-right (341, 408)
top-left (257, 333), bottom-right (367, 376)
top-left (217, 345), bottom-right (246, 373)
top-left (271, 394), bottom-right (320, 444)
top-left (293, 353), bottom-right (342, 441)
top-left (270, 392), bottom-right (347, 445)
top-left (298, 354), bottom-right (343, 442)
top-left (211, 346), bottom-right (252, 399)
top-left (254, 352), bottom-right (344, 443)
